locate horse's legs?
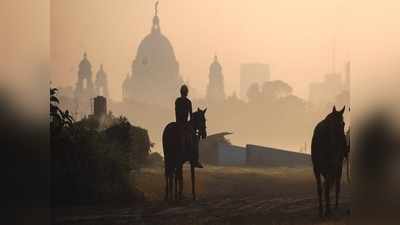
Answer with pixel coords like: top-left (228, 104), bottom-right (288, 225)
top-left (177, 165), bottom-right (183, 200)
top-left (168, 174), bottom-right (174, 201)
top-left (324, 178), bottom-right (331, 216)
top-left (336, 166), bottom-right (343, 209)
top-left (174, 170), bottom-right (178, 200)
top-left (314, 170), bottom-right (323, 217)
top-left (164, 172), bottom-right (169, 201)
top-left (191, 165), bottom-right (196, 200)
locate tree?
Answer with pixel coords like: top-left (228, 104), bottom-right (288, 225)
top-left (246, 82), bottom-right (261, 102)
top-left (50, 88), bottom-right (73, 133)
top-left (261, 80), bottom-right (293, 101)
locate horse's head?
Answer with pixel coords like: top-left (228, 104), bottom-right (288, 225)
top-left (192, 108), bottom-right (207, 139)
top-left (327, 105), bottom-right (346, 150)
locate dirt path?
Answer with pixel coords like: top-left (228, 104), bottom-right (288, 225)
top-left (54, 166), bottom-right (351, 225)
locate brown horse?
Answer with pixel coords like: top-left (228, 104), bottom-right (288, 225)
top-left (162, 108), bottom-right (207, 201)
top-left (311, 106), bottom-right (347, 216)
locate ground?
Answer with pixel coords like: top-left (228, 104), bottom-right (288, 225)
top-left (53, 166), bottom-right (351, 225)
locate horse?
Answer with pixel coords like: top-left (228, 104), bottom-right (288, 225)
top-left (162, 108), bottom-right (207, 201)
top-left (311, 105), bottom-right (347, 217)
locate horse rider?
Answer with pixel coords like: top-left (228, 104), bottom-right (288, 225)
top-left (175, 84), bottom-right (203, 168)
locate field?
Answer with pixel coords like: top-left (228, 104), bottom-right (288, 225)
top-left (53, 165), bottom-right (351, 225)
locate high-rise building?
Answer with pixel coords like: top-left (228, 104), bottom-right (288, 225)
top-left (240, 63), bottom-right (270, 100)
top-left (206, 55), bottom-right (225, 103)
top-left (122, 2), bottom-right (183, 106)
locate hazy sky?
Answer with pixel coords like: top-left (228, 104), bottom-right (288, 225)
top-left (50, 0), bottom-right (400, 101)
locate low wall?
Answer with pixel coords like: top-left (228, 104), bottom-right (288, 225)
top-left (246, 144), bottom-right (311, 167)
top-left (217, 143), bottom-right (247, 166)
top-left (215, 143), bottom-right (311, 167)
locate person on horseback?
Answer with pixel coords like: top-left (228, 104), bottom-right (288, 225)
top-left (175, 85), bottom-right (203, 168)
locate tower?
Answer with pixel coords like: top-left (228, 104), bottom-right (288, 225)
top-left (206, 55), bottom-right (225, 103)
top-left (75, 52), bottom-right (95, 99)
top-left (122, 73), bottom-right (130, 101)
top-left (95, 64), bottom-right (109, 98)
top-left (74, 52), bottom-right (95, 118)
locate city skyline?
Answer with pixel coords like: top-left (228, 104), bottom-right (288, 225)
top-left (51, 0), bottom-right (358, 101)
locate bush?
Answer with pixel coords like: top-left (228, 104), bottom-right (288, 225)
top-left (51, 110), bottom-right (150, 205)
top-left (146, 152), bottom-right (164, 167)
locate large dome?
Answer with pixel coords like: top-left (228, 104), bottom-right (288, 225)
top-left (135, 31), bottom-right (177, 67)
top-left (123, 2), bottom-right (183, 107)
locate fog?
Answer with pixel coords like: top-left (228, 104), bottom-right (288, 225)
top-left (2, 0), bottom-right (400, 150)
top-left (50, 0), bottom-right (400, 101)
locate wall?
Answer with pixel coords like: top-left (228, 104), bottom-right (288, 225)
top-left (246, 144), bottom-right (311, 167)
top-left (217, 143), bottom-right (247, 166)
top-left (214, 143), bottom-right (311, 167)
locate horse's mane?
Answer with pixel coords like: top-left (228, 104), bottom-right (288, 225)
top-left (190, 111), bottom-right (201, 123)
top-left (324, 111), bottom-right (337, 120)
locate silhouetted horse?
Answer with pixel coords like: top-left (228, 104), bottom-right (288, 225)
top-left (311, 106), bottom-right (347, 216)
top-left (162, 108), bottom-right (207, 201)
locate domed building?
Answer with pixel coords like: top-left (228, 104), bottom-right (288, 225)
top-left (72, 52), bottom-right (96, 118)
top-left (94, 64), bottom-right (109, 98)
top-left (75, 52), bottom-right (95, 99)
top-left (206, 55), bottom-right (225, 103)
top-left (123, 2), bottom-right (183, 106)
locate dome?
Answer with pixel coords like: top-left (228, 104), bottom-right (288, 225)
top-left (78, 52), bottom-right (92, 78)
top-left (124, 2), bottom-right (183, 106)
top-left (79, 52), bottom-right (91, 70)
top-left (96, 64), bottom-right (106, 80)
top-left (210, 55), bottom-right (222, 72)
top-left (135, 30), bottom-right (177, 67)
top-left (133, 1), bottom-right (177, 68)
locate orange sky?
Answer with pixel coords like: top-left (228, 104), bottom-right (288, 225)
top-left (50, 0), bottom-right (400, 102)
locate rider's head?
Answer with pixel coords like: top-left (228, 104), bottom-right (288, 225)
top-left (180, 85), bottom-right (189, 97)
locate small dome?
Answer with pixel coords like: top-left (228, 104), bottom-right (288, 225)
top-left (210, 55), bottom-right (222, 72)
top-left (96, 64), bottom-right (107, 80)
top-left (79, 52), bottom-right (91, 70)
top-left (122, 73), bottom-right (130, 85)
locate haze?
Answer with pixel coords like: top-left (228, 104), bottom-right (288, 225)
top-left (50, 0), bottom-right (400, 102)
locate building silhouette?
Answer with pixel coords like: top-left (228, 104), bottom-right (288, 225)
top-left (73, 52), bottom-right (96, 118)
top-left (240, 63), bottom-right (270, 101)
top-left (206, 55), bottom-right (225, 103)
top-left (94, 64), bottom-right (109, 98)
top-left (122, 2), bottom-right (183, 106)
top-left (74, 52), bottom-right (95, 99)
top-left (309, 61), bottom-right (351, 107)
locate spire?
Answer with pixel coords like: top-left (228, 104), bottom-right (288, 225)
top-left (100, 64), bottom-right (104, 71)
top-left (332, 37), bottom-right (336, 74)
top-left (214, 54), bottom-right (218, 62)
top-left (83, 52), bottom-right (87, 59)
top-left (152, 1), bottom-right (160, 32)
top-left (155, 1), bottom-right (159, 16)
